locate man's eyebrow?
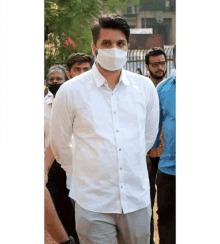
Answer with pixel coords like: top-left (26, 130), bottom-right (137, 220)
top-left (101, 39), bottom-right (111, 42)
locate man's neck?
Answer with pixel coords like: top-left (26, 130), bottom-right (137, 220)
top-left (150, 76), bottom-right (164, 87)
top-left (96, 63), bottom-right (121, 90)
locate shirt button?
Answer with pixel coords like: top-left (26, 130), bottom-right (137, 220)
top-left (119, 148), bottom-right (122, 151)
top-left (113, 111), bottom-right (116, 114)
top-left (120, 167), bottom-right (122, 170)
top-left (116, 130), bottom-right (119, 133)
top-left (121, 186), bottom-right (123, 188)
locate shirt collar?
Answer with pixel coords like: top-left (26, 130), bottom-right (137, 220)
top-left (45, 91), bottom-right (53, 105)
top-left (92, 63), bottom-right (129, 88)
top-left (48, 90), bottom-right (53, 96)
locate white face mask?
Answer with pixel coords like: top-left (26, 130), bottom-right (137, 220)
top-left (96, 48), bottom-right (127, 71)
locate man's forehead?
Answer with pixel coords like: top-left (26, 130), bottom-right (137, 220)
top-left (98, 28), bottom-right (127, 41)
top-left (149, 55), bottom-right (166, 62)
top-left (49, 71), bottom-right (64, 77)
top-left (72, 62), bottom-right (91, 68)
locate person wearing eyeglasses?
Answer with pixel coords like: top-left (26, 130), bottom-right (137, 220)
top-left (145, 47), bottom-right (167, 244)
top-left (145, 47), bottom-right (167, 87)
top-left (147, 46), bottom-right (176, 244)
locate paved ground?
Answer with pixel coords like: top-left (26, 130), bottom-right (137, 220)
top-left (45, 196), bottom-right (159, 244)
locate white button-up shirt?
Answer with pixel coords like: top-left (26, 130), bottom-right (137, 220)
top-left (50, 64), bottom-right (159, 214)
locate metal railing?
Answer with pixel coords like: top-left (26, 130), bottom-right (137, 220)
top-left (52, 47), bottom-right (175, 79)
top-left (124, 46), bottom-right (175, 78)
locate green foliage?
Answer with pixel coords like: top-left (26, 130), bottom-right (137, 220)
top-left (45, 0), bottom-right (140, 75)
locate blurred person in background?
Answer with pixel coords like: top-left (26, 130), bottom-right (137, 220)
top-left (45, 54), bottom-right (92, 243)
top-left (151, 44), bottom-right (176, 244)
top-left (145, 47), bottom-right (167, 87)
top-left (145, 47), bottom-right (167, 244)
top-left (169, 45), bottom-right (176, 78)
top-left (66, 53), bottom-right (93, 79)
top-left (135, 68), bottom-right (142, 75)
top-left (45, 65), bottom-right (79, 244)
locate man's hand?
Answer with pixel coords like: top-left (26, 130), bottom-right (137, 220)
top-left (148, 128), bottom-right (164, 158)
top-left (147, 143), bottom-right (163, 157)
top-left (146, 156), bottom-right (152, 173)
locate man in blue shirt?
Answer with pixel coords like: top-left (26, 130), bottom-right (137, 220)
top-left (152, 45), bottom-right (176, 244)
top-left (145, 47), bottom-right (167, 244)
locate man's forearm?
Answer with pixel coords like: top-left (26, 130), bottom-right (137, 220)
top-left (44, 146), bottom-right (69, 243)
top-left (45, 186), bottom-right (69, 243)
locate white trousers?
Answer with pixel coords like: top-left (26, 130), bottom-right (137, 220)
top-left (75, 202), bottom-right (152, 244)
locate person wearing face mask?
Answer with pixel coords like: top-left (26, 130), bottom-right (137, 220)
top-left (44, 65), bottom-right (79, 244)
top-left (50, 14), bottom-right (160, 244)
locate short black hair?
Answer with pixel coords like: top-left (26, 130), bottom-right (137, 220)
top-left (66, 53), bottom-right (93, 72)
top-left (91, 14), bottom-right (130, 44)
top-left (46, 64), bottom-right (67, 83)
top-left (145, 47), bottom-right (167, 65)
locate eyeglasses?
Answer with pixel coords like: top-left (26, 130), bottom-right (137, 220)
top-left (149, 61), bottom-right (167, 68)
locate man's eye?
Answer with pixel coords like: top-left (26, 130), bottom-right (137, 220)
top-left (74, 68), bottom-right (80, 72)
top-left (118, 42), bottom-right (125, 47)
top-left (103, 41), bottom-right (110, 45)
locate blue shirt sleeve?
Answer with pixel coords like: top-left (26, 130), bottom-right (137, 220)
top-left (151, 85), bottom-right (163, 149)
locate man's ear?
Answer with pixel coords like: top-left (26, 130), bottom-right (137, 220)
top-left (66, 71), bottom-right (71, 80)
top-left (91, 43), bottom-right (97, 56)
top-left (145, 64), bottom-right (150, 72)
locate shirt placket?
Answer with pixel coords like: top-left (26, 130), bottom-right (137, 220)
top-left (110, 87), bottom-right (125, 213)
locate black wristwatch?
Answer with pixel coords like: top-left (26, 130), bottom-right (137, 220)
top-left (60, 236), bottom-right (75, 244)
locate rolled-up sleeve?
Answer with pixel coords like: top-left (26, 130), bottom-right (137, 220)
top-left (145, 85), bottom-right (160, 153)
top-left (50, 84), bottom-right (75, 176)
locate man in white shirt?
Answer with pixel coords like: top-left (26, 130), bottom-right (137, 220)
top-left (50, 14), bottom-right (159, 244)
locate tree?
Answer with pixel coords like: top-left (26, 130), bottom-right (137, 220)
top-left (45, 0), bottom-right (140, 74)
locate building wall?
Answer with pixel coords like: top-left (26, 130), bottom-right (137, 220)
top-left (123, 9), bottom-right (175, 45)
top-left (138, 11), bottom-right (175, 45)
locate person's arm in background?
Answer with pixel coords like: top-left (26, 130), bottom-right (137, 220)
top-left (45, 186), bottom-right (69, 243)
top-left (44, 146), bottom-right (70, 243)
top-left (147, 128), bottom-right (164, 158)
